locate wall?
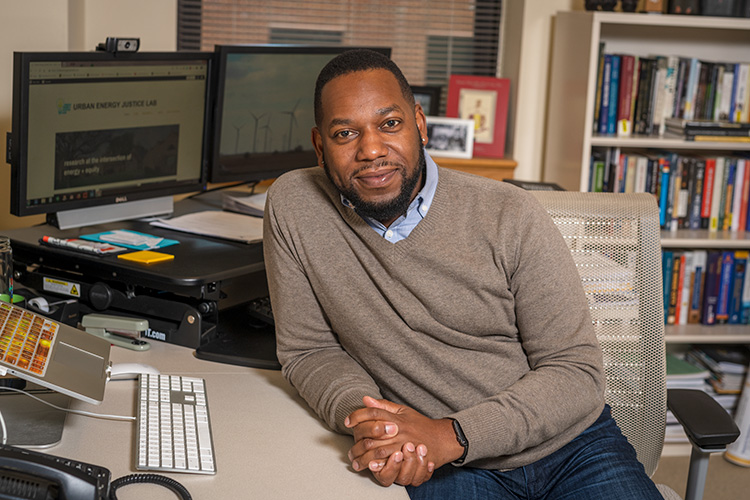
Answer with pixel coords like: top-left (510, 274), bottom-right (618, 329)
top-left (0, 0), bottom-right (177, 231)
top-left (502, 0), bottom-right (585, 183)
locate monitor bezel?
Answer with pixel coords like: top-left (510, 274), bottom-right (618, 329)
top-left (9, 50), bottom-right (215, 218)
top-left (208, 44), bottom-right (391, 184)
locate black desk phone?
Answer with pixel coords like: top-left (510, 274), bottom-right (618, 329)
top-left (0, 444), bottom-right (110, 499)
top-left (0, 444), bottom-right (194, 500)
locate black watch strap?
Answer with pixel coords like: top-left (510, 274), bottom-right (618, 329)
top-left (450, 418), bottom-right (469, 464)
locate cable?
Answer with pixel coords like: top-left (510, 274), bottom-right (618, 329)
top-left (109, 474), bottom-right (192, 500)
top-left (186, 180), bottom-right (259, 198)
top-left (0, 386), bottom-right (135, 422)
top-left (0, 408), bottom-right (7, 445)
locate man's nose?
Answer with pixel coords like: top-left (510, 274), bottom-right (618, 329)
top-left (356, 129), bottom-right (388, 162)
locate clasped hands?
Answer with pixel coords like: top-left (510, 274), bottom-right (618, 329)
top-left (344, 396), bottom-right (464, 487)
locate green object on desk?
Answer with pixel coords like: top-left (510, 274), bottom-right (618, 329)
top-left (0, 293), bottom-right (24, 304)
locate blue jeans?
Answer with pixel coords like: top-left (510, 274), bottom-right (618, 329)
top-left (406, 406), bottom-right (662, 500)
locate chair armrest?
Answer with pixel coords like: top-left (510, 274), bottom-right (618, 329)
top-left (667, 389), bottom-right (740, 450)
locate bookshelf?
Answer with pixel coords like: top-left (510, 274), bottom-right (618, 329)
top-left (544, 11), bottom-right (750, 192)
top-left (544, 11), bottom-right (750, 458)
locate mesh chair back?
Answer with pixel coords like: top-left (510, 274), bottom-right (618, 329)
top-left (531, 191), bottom-right (666, 476)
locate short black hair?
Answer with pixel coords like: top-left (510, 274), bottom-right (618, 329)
top-left (314, 49), bottom-right (414, 126)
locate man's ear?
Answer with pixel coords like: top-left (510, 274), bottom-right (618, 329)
top-left (311, 127), bottom-right (324, 167)
top-left (415, 103), bottom-right (428, 146)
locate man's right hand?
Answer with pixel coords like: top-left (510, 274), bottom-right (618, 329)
top-left (347, 397), bottom-right (436, 487)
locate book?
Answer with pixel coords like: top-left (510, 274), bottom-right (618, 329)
top-left (593, 42), bottom-right (606, 133)
top-left (663, 250), bottom-right (674, 323)
top-left (679, 251), bottom-right (694, 325)
top-left (709, 156), bottom-right (726, 232)
top-left (731, 63), bottom-right (749, 123)
top-left (722, 159), bottom-right (737, 230)
top-left (607, 54), bottom-right (621, 135)
top-left (701, 157), bottom-right (716, 229)
top-left (729, 251), bottom-right (748, 324)
top-left (617, 54), bottom-right (636, 137)
top-left (221, 192), bottom-right (267, 217)
top-left (716, 62), bottom-right (735, 121)
top-left (634, 58), bottom-right (656, 135)
top-left (683, 58), bottom-right (701, 121)
top-left (739, 158), bottom-right (750, 232)
top-left (659, 55), bottom-right (679, 135)
top-left (687, 156), bottom-right (705, 230)
top-left (716, 250), bottom-right (736, 324)
top-left (702, 251), bottom-right (722, 325)
top-left (689, 250), bottom-right (708, 324)
top-left (666, 352), bottom-right (710, 382)
top-left (667, 252), bottom-right (682, 324)
top-left (664, 117), bottom-right (750, 132)
top-left (731, 159), bottom-right (746, 232)
top-left (599, 54), bottom-right (613, 134)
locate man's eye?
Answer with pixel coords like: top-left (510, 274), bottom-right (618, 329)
top-left (383, 119), bottom-right (400, 129)
top-left (335, 130), bottom-right (352, 139)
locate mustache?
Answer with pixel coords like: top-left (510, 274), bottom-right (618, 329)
top-left (352, 160), bottom-right (405, 176)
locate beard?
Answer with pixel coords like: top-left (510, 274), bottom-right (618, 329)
top-left (323, 138), bottom-right (426, 224)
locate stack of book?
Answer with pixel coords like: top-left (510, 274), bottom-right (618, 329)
top-left (665, 352), bottom-right (712, 443)
top-left (687, 345), bottom-right (750, 395)
top-left (592, 47), bottom-right (750, 138)
top-left (662, 249), bottom-right (749, 326)
top-left (664, 117), bottom-right (750, 142)
top-left (588, 149), bottom-right (750, 233)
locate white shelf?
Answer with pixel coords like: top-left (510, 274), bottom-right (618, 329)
top-left (590, 135), bottom-right (750, 151)
top-left (665, 323), bottom-right (750, 343)
top-left (661, 230), bottom-right (750, 248)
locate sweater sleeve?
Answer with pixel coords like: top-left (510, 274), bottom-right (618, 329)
top-left (263, 185), bottom-right (383, 434)
top-left (448, 195), bottom-right (606, 466)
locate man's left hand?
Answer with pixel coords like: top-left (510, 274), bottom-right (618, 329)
top-left (345, 397), bottom-right (465, 485)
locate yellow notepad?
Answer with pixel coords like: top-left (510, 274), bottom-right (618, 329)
top-left (117, 250), bottom-right (175, 264)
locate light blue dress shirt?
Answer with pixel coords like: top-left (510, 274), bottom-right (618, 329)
top-left (341, 152), bottom-right (439, 243)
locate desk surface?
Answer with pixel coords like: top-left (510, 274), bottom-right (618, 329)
top-left (51, 341), bottom-right (409, 499)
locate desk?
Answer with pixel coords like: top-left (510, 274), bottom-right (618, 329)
top-left (4, 192), bottom-right (277, 366)
top-left (52, 341), bottom-right (409, 499)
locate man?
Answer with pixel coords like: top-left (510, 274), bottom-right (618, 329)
top-left (263, 49), bottom-right (662, 498)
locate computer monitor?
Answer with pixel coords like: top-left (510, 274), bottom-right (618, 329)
top-left (8, 51), bottom-right (214, 229)
top-left (209, 45), bottom-right (391, 184)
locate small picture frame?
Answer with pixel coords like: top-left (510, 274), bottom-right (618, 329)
top-left (446, 75), bottom-right (510, 158)
top-left (424, 116), bottom-right (474, 159)
top-left (411, 85), bottom-right (442, 116)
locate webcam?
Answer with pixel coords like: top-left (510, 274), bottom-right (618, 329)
top-left (96, 37), bottom-right (140, 53)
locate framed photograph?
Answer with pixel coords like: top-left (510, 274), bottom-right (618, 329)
top-left (411, 85), bottom-right (442, 116)
top-left (424, 116), bottom-right (474, 159)
top-left (446, 75), bottom-right (510, 158)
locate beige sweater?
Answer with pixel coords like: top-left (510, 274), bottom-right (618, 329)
top-left (263, 166), bottom-right (605, 470)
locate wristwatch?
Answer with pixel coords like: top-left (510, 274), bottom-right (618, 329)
top-left (450, 418), bottom-right (469, 465)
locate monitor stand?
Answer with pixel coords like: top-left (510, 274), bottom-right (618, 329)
top-left (49, 196), bottom-right (174, 230)
top-left (195, 303), bottom-right (280, 370)
top-left (1, 384), bottom-right (71, 448)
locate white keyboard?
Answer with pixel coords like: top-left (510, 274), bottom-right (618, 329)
top-left (135, 373), bottom-right (216, 474)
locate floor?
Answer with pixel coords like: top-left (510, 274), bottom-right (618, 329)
top-left (652, 453), bottom-right (750, 499)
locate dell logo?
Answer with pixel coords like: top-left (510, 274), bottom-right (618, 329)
top-left (115, 196), bottom-right (128, 203)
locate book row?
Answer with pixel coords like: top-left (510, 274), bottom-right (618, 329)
top-left (662, 249), bottom-right (750, 326)
top-left (589, 148), bottom-right (750, 232)
top-left (593, 46), bottom-right (750, 138)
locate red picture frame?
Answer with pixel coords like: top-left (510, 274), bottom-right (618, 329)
top-left (446, 75), bottom-right (510, 158)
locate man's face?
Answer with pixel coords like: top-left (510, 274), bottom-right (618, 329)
top-left (312, 69), bottom-right (428, 227)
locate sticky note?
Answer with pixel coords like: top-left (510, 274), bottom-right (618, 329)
top-left (117, 250), bottom-right (175, 264)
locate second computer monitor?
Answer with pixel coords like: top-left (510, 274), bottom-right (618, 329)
top-left (209, 45), bottom-right (391, 184)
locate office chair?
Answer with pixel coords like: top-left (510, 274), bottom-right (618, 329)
top-left (530, 191), bottom-right (739, 500)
